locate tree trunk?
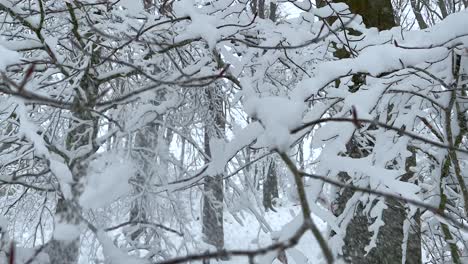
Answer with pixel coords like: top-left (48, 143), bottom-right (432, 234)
top-left (126, 0), bottom-right (164, 242)
top-left (46, 76), bottom-right (99, 264)
top-left (269, 2), bottom-right (277, 22)
top-left (263, 159), bottom-right (279, 211)
top-left (257, 0), bottom-right (280, 213)
top-left (129, 123), bottom-right (159, 240)
top-left (143, 0), bottom-right (154, 11)
top-left (45, 199), bottom-right (81, 264)
top-left (410, 0), bottom-right (429, 29)
top-left (258, 0), bottom-right (265, 19)
top-left (202, 82), bottom-right (225, 250)
top-left (330, 1), bottom-right (421, 263)
top-left (401, 147), bottom-right (422, 263)
top-left (340, 0), bottom-right (395, 30)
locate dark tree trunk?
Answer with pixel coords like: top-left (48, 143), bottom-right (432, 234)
top-left (143, 0), bottom-right (154, 10)
top-left (410, 0), bottom-right (429, 29)
top-left (330, 1), bottom-right (421, 263)
top-left (255, 0), bottom-right (277, 21)
top-left (401, 147), bottom-right (422, 263)
top-left (263, 159), bottom-right (279, 211)
top-left (202, 83), bottom-right (225, 250)
top-left (258, 0), bottom-right (265, 19)
top-left (269, 2), bottom-right (277, 22)
top-left (339, 0), bottom-right (395, 30)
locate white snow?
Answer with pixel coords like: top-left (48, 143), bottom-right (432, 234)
top-left (0, 44), bottom-right (20, 70)
top-left (97, 231), bottom-right (148, 264)
top-left (53, 223), bottom-right (80, 242)
top-left (173, 0), bottom-right (221, 49)
top-left (244, 96), bottom-right (305, 151)
top-left (79, 155), bottom-right (135, 209)
top-left (119, 0), bottom-right (144, 15)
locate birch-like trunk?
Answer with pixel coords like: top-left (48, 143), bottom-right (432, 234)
top-left (202, 85), bottom-right (225, 250)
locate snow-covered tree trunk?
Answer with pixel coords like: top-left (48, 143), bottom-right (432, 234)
top-left (329, 1), bottom-right (421, 263)
top-left (335, 146), bottom-right (421, 263)
top-left (127, 0), bottom-right (165, 242)
top-left (202, 48), bottom-right (226, 251)
top-left (202, 85), bottom-right (225, 250)
top-left (401, 147), bottom-right (422, 264)
top-left (46, 72), bottom-right (100, 264)
top-left (129, 123), bottom-right (159, 240)
top-left (256, 0), bottom-right (281, 212)
top-left (410, 0), bottom-right (429, 29)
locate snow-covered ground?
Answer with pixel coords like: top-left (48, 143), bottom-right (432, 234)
top-left (187, 204), bottom-right (327, 264)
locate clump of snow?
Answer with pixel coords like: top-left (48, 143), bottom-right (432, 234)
top-left (244, 96), bottom-right (305, 152)
top-left (206, 137), bottom-right (226, 176)
top-left (119, 0), bottom-right (144, 15)
top-left (364, 199), bottom-right (387, 253)
top-left (79, 154), bottom-right (135, 209)
top-left (53, 223), bottom-right (80, 242)
top-left (172, 0), bottom-right (221, 49)
top-left (49, 158), bottom-right (73, 199)
top-left (0, 215), bottom-right (7, 231)
top-left (206, 122), bottom-right (263, 176)
top-left (0, 44), bottom-right (19, 71)
top-left (98, 231), bottom-right (148, 264)
top-left (292, 45), bottom-right (448, 102)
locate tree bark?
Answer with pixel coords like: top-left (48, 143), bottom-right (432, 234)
top-left (263, 159), bottom-right (279, 211)
top-left (410, 0), bottom-right (429, 29)
top-left (339, 0), bottom-right (395, 30)
top-left (202, 78), bottom-right (225, 250)
top-left (330, 1), bottom-right (421, 263)
top-left (269, 2), bottom-right (277, 22)
top-left (46, 75), bottom-right (99, 264)
top-left (258, 0), bottom-right (265, 19)
top-left (129, 123), bottom-right (159, 240)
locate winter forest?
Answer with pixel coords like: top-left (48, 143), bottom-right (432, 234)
top-left (0, 0), bottom-right (467, 263)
